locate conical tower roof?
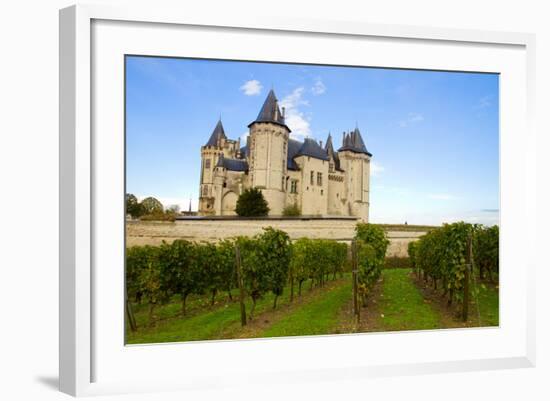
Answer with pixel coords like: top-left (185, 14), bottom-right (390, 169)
top-left (337, 127), bottom-right (372, 156)
top-left (325, 133), bottom-right (342, 171)
top-left (248, 89), bottom-right (290, 130)
top-left (204, 119), bottom-right (227, 147)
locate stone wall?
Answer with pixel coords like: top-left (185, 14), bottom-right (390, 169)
top-left (126, 219), bottom-right (427, 257)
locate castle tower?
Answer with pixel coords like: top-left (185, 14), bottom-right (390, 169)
top-left (199, 119), bottom-right (227, 214)
top-left (337, 127), bottom-right (372, 221)
top-left (247, 90), bottom-right (291, 215)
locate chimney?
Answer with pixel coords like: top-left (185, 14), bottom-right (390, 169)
top-left (282, 107), bottom-right (286, 118)
top-left (342, 131), bottom-right (346, 146)
top-left (319, 140), bottom-right (323, 148)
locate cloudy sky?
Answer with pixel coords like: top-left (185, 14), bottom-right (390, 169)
top-left (125, 56), bottom-right (499, 226)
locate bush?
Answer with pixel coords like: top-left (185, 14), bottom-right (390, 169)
top-left (354, 224), bottom-right (389, 305)
top-left (289, 238), bottom-right (348, 296)
top-left (473, 225), bottom-right (499, 281)
top-left (282, 203), bottom-right (301, 216)
top-left (140, 210), bottom-right (177, 221)
top-left (409, 222), bottom-right (477, 304)
top-left (235, 188), bottom-right (269, 217)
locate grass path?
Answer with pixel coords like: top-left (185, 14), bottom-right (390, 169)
top-left (372, 269), bottom-right (441, 331)
top-left (260, 280), bottom-right (352, 338)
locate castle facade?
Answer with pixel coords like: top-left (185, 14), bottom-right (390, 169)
top-left (199, 90), bottom-right (372, 220)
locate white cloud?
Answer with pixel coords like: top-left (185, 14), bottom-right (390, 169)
top-left (280, 87), bottom-right (311, 139)
top-left (399, 112), bottom-right (424, 127)
top-left (370, 161), bottom-right (385, 176)
top-left (311, 79), bottom-right (326, 95)
top-left (240, 79), bottom-right (262, 96)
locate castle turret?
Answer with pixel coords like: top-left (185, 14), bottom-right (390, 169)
top-left (337, 127), bottom-right (372, 221)
top-left (199, 119), bottom-right (227, 214)
top-left (247, 90), bottom-right (290, 215)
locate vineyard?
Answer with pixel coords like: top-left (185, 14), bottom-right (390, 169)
top-left (125, 223), bottom-right (499, 344)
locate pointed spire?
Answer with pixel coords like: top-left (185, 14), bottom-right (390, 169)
top-left (248, 89), bottom-right (290, 130)
top-left (188, 197), bottom-right (192, 213)
top-left (325, 132), bottom-right (334, 153)
top-left (205, 119), bottom-right (227, 147)
top-left (337, 126), bottom-right (372, 156)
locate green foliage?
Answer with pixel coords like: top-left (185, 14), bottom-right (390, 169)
top-left (407, 222), bottom-right (499, 306)
top-left (235, 188), bottom-right (269, 217)
top-left (126, 229), bottom-right (349, 324)
top-left (282, 203), bottom-right (301, 216)
top-left (354, 224), bottom-right (389, 304)
top-left (407, 241), bottom-right (418, 272)
top-left (289, 238), bottom-right (348, 294)
top-left (126, 193), bottom-right (144, 218)
top-left (257, 228), bottom-right (292, 307)
top-left (355, 223), bottom-right (390, 262)
top-left (473, 225), bottom-right (499, 281)
top-left (140, 196), bottom-right (164, 215)
top-left (235, 236), bottom-right (270, 316)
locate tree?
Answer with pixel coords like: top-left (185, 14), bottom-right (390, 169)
top-left (167, 204), bottom-right (180, 214)
top-left (126, 193), bottom-right (143, 218)
top-left (141, 197), bottom-right (164, 215)
top-left (235, 188), bottom-right (269, 217)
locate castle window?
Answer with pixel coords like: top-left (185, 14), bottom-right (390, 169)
top-left (321, 189), bottom-right (324, 195)
top-left (290, 180), bottom-right (298, 194)
top-left (317, 172), bottom-right (323, 186)
top-left (310, 171), bottom-right (314, 185)
top-left (205, 159), bottom-right (211, 169)
top-left (329, 163), bottom-right (334, 173)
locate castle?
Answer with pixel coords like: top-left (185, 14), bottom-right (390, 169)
top-left (199, 90), bottom-right (372, 220)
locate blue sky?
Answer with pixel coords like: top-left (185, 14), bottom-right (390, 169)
top-left (126, 56), bottom-right (499, 226)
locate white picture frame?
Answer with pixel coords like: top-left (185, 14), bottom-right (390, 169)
top-left (59, 4), bottom-right (536, 397)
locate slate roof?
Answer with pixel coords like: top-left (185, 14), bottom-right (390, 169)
top-left (337, 128), bottom-right (372, 156)
top-left (296, 138), bottom-right (330, 161)
top-left (286, 139), bottom-right (303, 170)
top-left (247, 89), bottom-right (290, 131)
top-left (215, 154), bottom-right (249, 172)
top-left (205, 119), bottom-right (227, 147)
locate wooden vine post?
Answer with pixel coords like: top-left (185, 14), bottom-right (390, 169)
top-left (351, 240), bottom-right (360, 324)
top-left (462, 233), bottom-right (473, 322)
top-left (235, 245), bottom-right (247, 327)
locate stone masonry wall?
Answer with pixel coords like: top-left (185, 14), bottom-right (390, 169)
top-left (126, 220), bottom-right (427, 257)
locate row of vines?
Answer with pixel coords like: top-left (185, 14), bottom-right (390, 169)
top-left (407, 222), bottom-right (499, 319)
top-left (126, 227), bottom-right (350, 329)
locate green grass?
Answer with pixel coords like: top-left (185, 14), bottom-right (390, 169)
top-left (260, 281), bottom-right (352, 338)
top-left (127, 291), bottom-right (290, 344)
top-left (376, 269), bottom-right (441, 331)
top-left (472, 282), bottom-right (499, 327)
top-left (126, 276), bottom-right (348, 344)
